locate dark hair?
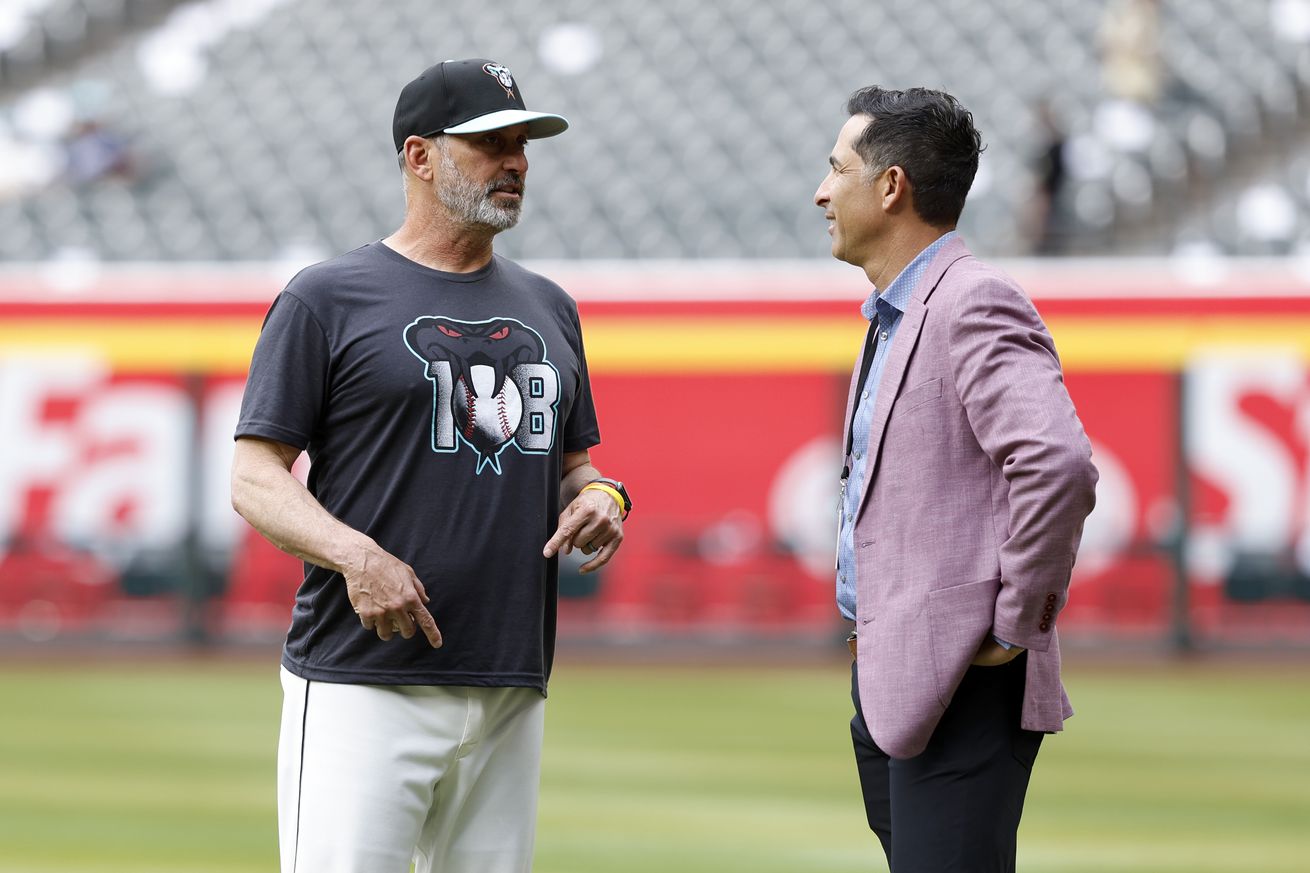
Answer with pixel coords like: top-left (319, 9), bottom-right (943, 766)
top-left (845, 86), bottom-right (984, 227)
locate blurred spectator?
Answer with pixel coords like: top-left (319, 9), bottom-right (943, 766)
top-left (1029, 100), bottom-right (1070, 255)
top-left (63, 118), bottom-right (135, 186)
top-left (1099, 0), bottom-right (1164, 107)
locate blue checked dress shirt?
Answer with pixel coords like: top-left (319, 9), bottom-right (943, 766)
top-left (836, 232), bottom-right (957, 620)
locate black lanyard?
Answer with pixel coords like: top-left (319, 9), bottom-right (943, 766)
top-left (841, 321), bottom-right (880, 482)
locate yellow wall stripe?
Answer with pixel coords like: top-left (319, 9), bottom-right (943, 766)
top-left (0, 320), bottom-right (261, 372)
top-left (1, 315), bottom-right (1309, 373)
top-left (1045, 317), bottom-right (1310, 370)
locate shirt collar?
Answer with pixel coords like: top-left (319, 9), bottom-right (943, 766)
top-left (860, 230), bottom-right (958, 322)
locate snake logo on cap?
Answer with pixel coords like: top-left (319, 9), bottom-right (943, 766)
top-left (482, 63), bottom-right (516, 99)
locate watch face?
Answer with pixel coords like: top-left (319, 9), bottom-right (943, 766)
top-left (602, 478), bottom-right (630, 510)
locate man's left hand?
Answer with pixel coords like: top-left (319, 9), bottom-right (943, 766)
top-left (971, 637), bottom-right (1025, 667)
top-left (542, 488), bottom-right (624, 573)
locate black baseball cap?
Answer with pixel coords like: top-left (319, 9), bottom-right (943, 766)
top-left (392, 58), bottom-right (569, 152)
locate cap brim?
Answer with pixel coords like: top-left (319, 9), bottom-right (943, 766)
top-left (443, 109), bottom-right (569, 138)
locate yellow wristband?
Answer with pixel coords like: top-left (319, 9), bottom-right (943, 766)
top-left (581, 482), bottom-right (629, 519)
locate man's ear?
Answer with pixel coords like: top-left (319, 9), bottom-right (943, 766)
top-left (402, 136), bottom-right (437, 182)
top-left (881, 165), bottom-right (911, 213)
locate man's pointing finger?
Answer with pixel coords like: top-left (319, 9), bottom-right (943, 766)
top-left (543, 523), bottom-right (575, 558)
top-left (414, 606), bottom-right (442, 648)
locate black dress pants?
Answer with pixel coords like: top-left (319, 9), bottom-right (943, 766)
top-left (850, 654), bottom-right (1043, 873)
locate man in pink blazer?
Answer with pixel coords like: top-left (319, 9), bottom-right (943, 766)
top-left (816, 86), bottom-right (1098, 872)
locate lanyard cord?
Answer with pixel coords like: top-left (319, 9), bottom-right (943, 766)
top-left (842, 322), bottom-right (880, 481)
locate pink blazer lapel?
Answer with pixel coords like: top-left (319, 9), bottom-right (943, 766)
top-left (854, 239), bottom-right (970, 520)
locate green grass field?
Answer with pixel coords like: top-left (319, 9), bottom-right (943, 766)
top-left (0, 654), bottom-right (1306, 872)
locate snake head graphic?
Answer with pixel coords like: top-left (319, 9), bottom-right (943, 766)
top-left (482, 63), bottom-right (516, 98)
top-left (404, 316), bottom-right (544, 397)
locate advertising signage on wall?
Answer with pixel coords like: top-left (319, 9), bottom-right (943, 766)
top-left (1, 261), bottom-right (1309, 645)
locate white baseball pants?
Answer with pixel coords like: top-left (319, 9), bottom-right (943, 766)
top-left (277, 667), bottom-right (545, 873)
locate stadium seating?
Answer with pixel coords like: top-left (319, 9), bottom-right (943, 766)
top-left (0, 0), bottom-right (1306, 261)
top-left (0, 0), bottom-right (179, 89)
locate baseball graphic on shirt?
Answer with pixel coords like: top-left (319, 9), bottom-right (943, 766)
top-left (454, 365), bottom-right (523, 452)
top-left (404, 315), bottom-right (562, 474)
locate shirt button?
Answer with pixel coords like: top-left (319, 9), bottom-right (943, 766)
top-left (861, 391), bottom-right (869, 400)
top-left (854, 451), bottom-right (862, 460)
top-left (880, 330), bottom-right (889, 342)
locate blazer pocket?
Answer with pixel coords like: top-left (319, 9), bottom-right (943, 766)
top-left (927, 576), bottom-right (1000, 708)
top-left (897, 378), bottom-right (942, 414)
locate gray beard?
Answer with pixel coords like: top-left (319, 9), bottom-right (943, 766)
top-left (437, 150), bottom-right (523, 231)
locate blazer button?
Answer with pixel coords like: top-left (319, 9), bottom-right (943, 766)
top-left (1039, 622), bottom-right (1050, 632)
top-left (1045, 593), bottom-right (1057, 603)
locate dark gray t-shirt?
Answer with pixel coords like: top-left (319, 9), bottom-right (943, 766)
top-left (235, 242), bottom-right (600, 690)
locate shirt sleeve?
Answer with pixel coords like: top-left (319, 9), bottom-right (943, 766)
top-left (561, 304), bottom-right (601, 453)
top-left (234, 291), bottom-right (331, 450)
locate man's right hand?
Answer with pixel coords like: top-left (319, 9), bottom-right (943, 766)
top-left (971, 637), bottom-right (1022, 667)
top-left (342, 541), bottom-right (442, 647)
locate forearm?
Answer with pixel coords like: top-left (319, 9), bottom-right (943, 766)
top-left (231, 449), bottom-right (373, 576)
top-left (560, 459), bottom-right (602, 509)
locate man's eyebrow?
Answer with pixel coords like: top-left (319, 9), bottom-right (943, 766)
top-left (828, 155), bottom-right (840, 169)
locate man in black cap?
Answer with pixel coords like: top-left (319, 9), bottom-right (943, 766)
top-left (231, 58), bottom-right (631, 873)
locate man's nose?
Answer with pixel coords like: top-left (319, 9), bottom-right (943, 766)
top-left (504, 149), bottom-right (528, 174)
top-left (814, 181), bottom-right (829, 207)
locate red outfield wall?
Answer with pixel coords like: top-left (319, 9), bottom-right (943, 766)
top-left (2, 260), bottom-right (1309, 645)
